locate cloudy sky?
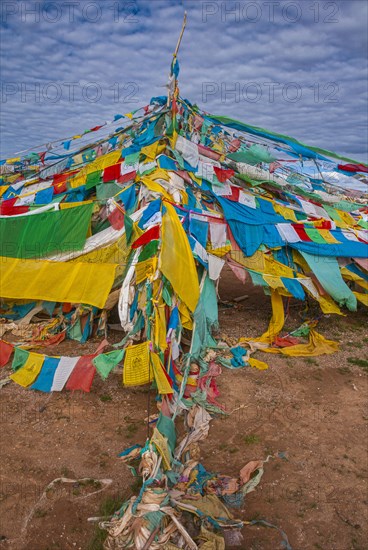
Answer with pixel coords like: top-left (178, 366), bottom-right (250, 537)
top-left (1, 0), bottom-right (367, 160)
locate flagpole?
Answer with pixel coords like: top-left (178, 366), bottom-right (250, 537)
top-left (174, 11), bottom-right (187, 58)
top-left (167, 11), bottom-right (187, 106)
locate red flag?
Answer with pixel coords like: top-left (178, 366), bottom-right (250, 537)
top-left (52, 170), bottom-right (79, 194)
top-left (222, 186), bottom-right (240, 201)
top-left (172, 97), bottom-right (178, 114)
top-left (0, 198), bottom-right (29, 215)
top-left (292, 224), bottom-right (312, 242)
top-left (0, 340), bottom-right (14, 367)
top-left (274, 336), bottom-right (300, 348)
top-left (214, 166), bottom-right (235, 183)
top-left (117, 170), bottom-right (136, 184)
top-left (338, 163), bottom-right (368, 173)
top-left (108, 207), bottom-right (125, 230)
top-left (314, 220), bottom-right (333, 230)
top-left (103, 162), bottom-right (122, 183)
top-left (66, 354), bottom-right (96, 392)
top-left (131, 225), bottom-right (160, 249)
top-left (52, 173), bottom-right (68, 194)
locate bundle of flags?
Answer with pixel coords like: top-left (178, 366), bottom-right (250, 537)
top-left (1, 56), bottom-right (367, 549)
top-left (0, 92), bottom-right (367, 385)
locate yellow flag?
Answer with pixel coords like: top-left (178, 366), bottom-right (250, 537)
top-left (150, 352), bottom-right (173, 394)
top-left (68, 172), bottom-right (86, 189)
top-left (6, 157), bottom-right (21, 163)
top-left (341, 267), bottom-right (368, 290)
top-left (153, 295), bottom-right (168, 352)
top-left (263, 274), bottom-right (283, 290)
top-left (273, 203), bottom-right (298, 222)
top-left (353, 291), bottom-right (368, 306)
top-left (264, 255), bottom-right (295, 278)
top-left (169, 130), bottom-right (178, 149)
top-left (160, 202), bottom-right (199, 312)
top-left (278, 329), bottom-right (339, 357)
top-left (0, 256), bottom-right (117, 309)
top-left (178, 300), bottom-right (193, 330)
top-left (60, 200), bottom-right (93, 210)
top-left (10, 352), bottom-right (44, 387)
top-left (206, 244), bottom-right (232, 257)
top-left (151, 427), bottom-right (172, 470)
top-left (141, 142), bottom-right (165, 161)
top-left (230, 249), bottom-right (265, 272)
top-left (141, 177), bottom-right (172, 200)
top-left (135, 257), bottom-right (158, 284)
top-left (318, 229), bottom-right (340, 244)
top-left (123, 342), bottom-right (152, 386)
top-left (337, 210), bottom-right (355, 227)
top-left (149, 168), bottom-right (171, 182)
top-left (257, 290), bottom-right (285, 343)
top-left (318, 294), bottom-right (343, 315)
top-left (249, 357), bottom-right (268, 370)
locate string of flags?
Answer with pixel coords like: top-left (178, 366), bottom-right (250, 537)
top-left (0, 106), bottom-right (147, 168)
top-left (0, 339), bottom-right (173, 394)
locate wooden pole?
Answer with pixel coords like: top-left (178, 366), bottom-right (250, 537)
top-left (167, 11), bottom-right (187, 106)
top-left (174, 11), bottom-right (187, 58)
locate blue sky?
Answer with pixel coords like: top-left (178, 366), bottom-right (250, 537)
top-left (0, 0), bottom-right (367, 160)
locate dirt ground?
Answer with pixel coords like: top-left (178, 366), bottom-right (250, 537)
top-left (0, 269), bottom-right (367, 550)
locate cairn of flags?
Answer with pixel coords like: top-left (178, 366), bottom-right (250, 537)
top-left (1, 45), bottom-right (367, 548)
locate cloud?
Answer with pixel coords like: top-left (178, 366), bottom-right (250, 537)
top-left (0, 0), bottom-right (367, 160)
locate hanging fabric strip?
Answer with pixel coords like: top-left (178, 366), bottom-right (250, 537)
top-left (160, 202), bottom-right (199, 312)
top-left (257, 290), bottom-right (285, 344)
top-left (0, 257), bottom-right (117, 309)
top-left (0, 203), bottom-right (93, 258)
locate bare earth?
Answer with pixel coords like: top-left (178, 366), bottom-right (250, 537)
top-left (0, 269), bottom-right (367, 550)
